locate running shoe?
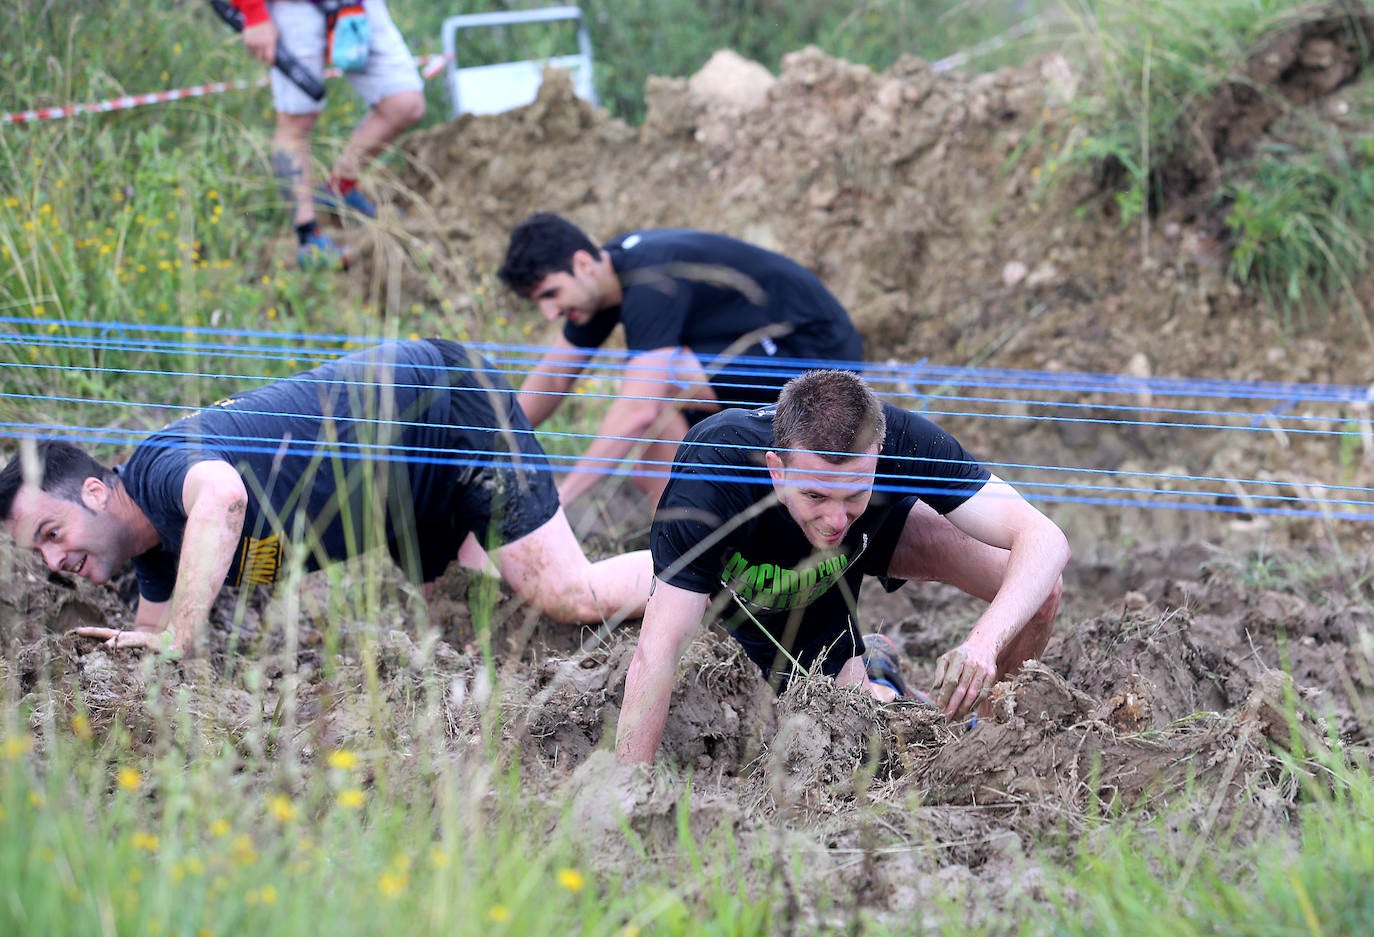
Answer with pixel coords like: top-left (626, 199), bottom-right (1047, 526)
top-left (862, 632), bottom-right (938, 709)
top-left (314, 183), bottom-right (377, 219)
top-left (297, 230), bottom-right (350, 271)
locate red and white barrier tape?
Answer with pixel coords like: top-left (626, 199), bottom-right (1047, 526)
top-left (3, 53), bottom-right (451, 126)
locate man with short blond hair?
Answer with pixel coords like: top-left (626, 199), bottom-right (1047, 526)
top-left (615, 369), bottom-right (1070, 764)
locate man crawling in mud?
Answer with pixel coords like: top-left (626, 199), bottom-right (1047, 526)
top-left (615, 369), bottom-right (1070, 764)
top-left (0, 339), bottom-right (651, 656)
top-left (497, 212), bottom-right (864, 508)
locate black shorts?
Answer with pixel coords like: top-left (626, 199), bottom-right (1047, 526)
top-left (395, 340), bottom-right (561, 582)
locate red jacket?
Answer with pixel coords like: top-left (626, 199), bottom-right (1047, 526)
top-left (232, 0), bottom-right (271, 27)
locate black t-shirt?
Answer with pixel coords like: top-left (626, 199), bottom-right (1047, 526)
top-left (563, 229), bottom-right (862, 374)
top-left (650, 404), bottom-right (990, 680)
top-left (120, 339), bottom-right (555, 602)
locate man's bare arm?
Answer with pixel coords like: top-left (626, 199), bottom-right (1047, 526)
top-left (133, 597), bottom-right (168, 632)
top-left (241, 19), bottom-right (278, 65)
top-left (932, 475), bottom-right (1070, 715)
top-left (615, 580), bottom-right (710, 764)
top-left (517, 336), bottom-right (592, 427)
top-left (163, 459), bottom-right (248, 653)
top-left (558, 347), bottom-right (714, 504)
top-left (77, 460), bottom-right (248, 654)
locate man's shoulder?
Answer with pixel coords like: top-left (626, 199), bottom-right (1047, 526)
top-left (607, 229), bottom-right (748, 267)
top-left (878, 403), bottom-right (944, 451)
top-left (682, 405), bottom-right (775, 456)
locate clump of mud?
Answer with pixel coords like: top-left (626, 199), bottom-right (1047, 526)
top-left (4, 520), bottom-right (1372, 924)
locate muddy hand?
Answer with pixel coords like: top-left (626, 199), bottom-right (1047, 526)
top-left (931, 641), bottom-right (996, 719)
top-left (74, 627), bottom-right (177, 655)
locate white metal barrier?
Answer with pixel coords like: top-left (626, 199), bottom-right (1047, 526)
top-left (440, 6), bottom-right (597, 116)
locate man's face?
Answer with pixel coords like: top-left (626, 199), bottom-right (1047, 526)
top-left (526, 250), bottom-right (604, 327)
top-left (767, 446), bottom-right (879, 551)
top-left (5, 482), bottom-right (135, 585)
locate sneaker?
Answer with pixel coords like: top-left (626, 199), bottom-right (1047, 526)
top-left (314, 183), bottom-right (377, 219)
top-left (862, 632), bottom-right (937, 709)
top-left (297, 230), bottom-right (350, 271)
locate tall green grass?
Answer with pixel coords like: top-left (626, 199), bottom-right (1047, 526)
top-left (1045, 742), bottom-right (1374, 936)
top-left (0, 714), bottom-right (780, 936)
top-left (1051, 0), bottom-right (1374, 326)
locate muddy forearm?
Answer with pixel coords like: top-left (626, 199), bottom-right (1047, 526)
top-left (614, 648), bottom-right (677, 764)
top-left (614, 583), bottom-right (707, 763)
top-left (164, 466), bottom-right (248, 654)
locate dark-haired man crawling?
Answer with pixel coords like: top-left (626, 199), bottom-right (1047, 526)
top-left (614, 369), bottom-right (1070, 764)
top-left (0, 340), bottom-right (650, 656)
top-left (497, 212), bottom-right (864, 507)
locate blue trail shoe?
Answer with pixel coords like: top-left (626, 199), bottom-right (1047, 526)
top-left (862, 632), bottom-right (938, 709)
top-left (314, 183), bottom-right (377, 219)
top-left (297, 230), bottom-right (350, 271)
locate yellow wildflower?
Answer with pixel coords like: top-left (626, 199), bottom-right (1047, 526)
top-left (230, 834), bottom-right (258, 866)
top-left (487, 905), bottom-right (510, 923)
top-left (557, 868), bottom-right (585, 893)
top-left (117, 766), bottom-right (143, 791)
top-left (336, 789), bottom-right (365, 809)
top-left (327, 749), bottom-right (358, 769)
top-left (377, 871), bottom-right (408, 899)
top-left (3, 734), bottom-right (34, 760)
top-left (268, 794), bottom-right (297, 822)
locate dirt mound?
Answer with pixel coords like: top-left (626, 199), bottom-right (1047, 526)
top-left (394, 19), bottom-right (1374, 558)
top-left (396, 19), bottom-right (1373, 385)
top-left (5, 514), bottom-right (1370, 922)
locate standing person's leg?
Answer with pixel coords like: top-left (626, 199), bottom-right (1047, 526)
top-left (882, 499), bottom-right (1062, 678)
top-left (273, 112), bottom-right (321, 228)
top-left (265, 0), bottom-right (347, 266)
top-left (332, 0), bottom-right (425, 212)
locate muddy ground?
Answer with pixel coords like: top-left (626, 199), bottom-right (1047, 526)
top-left (2, 532), bottom-right (1372, 928)
top-left (6, 6), bottom-right (1374, 930)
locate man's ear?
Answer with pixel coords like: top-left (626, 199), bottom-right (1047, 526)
top-left (570, 249), bottom-right (596, 278)
top-left (765, 450), bottom-right (785, 485)
top-left (80, 476), bottom-right (110, 513)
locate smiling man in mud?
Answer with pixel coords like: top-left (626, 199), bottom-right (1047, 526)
top-left (614, 369), bottom-right (1070, 764)
top-left (497, 212), bottom-right (864, 508)
top-left (0, 339), bottom-right (652, 656)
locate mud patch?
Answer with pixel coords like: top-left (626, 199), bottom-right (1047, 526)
top-left (4, 539), bottom-right (1369, 923)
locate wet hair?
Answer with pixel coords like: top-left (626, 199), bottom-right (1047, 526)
top-left (0, 440), bottom-right (116, 521)
top-left (496, 212), bottom-right (600, 295)
top-left (773, 370), bottom-right (886, 464)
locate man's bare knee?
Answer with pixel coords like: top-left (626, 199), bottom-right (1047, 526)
top-left (531, 582), bottom-right (598, 625)
top-left (375, 91), bottom-right (425, 130)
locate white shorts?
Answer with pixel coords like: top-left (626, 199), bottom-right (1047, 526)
top-left (267, 0), bottom-right (424, 115)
